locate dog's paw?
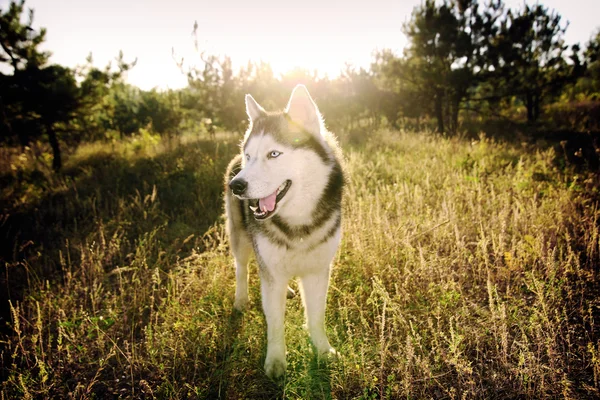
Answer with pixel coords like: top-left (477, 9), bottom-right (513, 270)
top-left (233, 297), bottom-right (249, 311)
top-left (319, 347), bottom-right (340, 360)
top-left (264, 356), bottom-right (286, 380)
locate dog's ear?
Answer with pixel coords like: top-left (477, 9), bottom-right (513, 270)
top-left (245, 94), bottom-right (265, 121)
top-left (285, 85), bottom-right (321, 135)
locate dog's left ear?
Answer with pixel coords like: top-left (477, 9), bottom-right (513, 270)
top-left (245, 94), bottom-right (266, 122)
top-left (285, 85), bottom-right (322, 135)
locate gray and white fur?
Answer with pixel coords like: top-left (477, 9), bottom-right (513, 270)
top-left (224, 85), bottom-right (344, 379)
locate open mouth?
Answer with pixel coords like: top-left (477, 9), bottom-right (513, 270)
top-left (249, 180), bottom-right (292, 220)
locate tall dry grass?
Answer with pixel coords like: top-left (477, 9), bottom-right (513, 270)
top-left (1, 130), bottom-right (599, 399)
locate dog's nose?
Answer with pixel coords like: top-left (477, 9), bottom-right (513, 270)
top-left (229, 179), bottom-right (248, 195)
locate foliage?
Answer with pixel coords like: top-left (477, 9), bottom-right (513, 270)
top-left (3, 0), bottom-right (599, 175)
top-left (0, 0), bottom-right (73, 170)
top-left (545, 99), bottom-right (600, 130)
top-left (139, 89), bottom-right (183, 136)
top-left (373, 0), bottom-right (588, 132)
top-left (493, 3), bottom-right (579, 122)
top-left (375, 0), bottom-right (506, 134)
top-left (569, 29), bottom-right (600, 99)
top-left (108, 84), bottom-right (183, 138)
top-left (0, 0), bottom-right (48, 71)
top-left (0, 1), bottom-right (136, 171)
top-left (75, 54), bottom-right (133, 141)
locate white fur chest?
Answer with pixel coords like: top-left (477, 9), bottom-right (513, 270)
top-left (253, 219), bottom-right (341, 279)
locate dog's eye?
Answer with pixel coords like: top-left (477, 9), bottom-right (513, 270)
top-left (268, 151), bottom-right (281, 159)
top-left (245, 154), bottom-right (250, 161)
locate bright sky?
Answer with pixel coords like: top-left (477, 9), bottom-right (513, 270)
top-left (2, 0), bottom-right (599, 91)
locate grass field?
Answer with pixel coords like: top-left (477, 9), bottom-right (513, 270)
top-left (1, 129), bottom-right (599, 399)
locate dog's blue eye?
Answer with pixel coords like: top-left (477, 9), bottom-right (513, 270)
top-left (268, 151), bottom-right (281, 159)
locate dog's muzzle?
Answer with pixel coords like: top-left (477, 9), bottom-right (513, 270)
top-left (229, 178), bottom-right (247, 196)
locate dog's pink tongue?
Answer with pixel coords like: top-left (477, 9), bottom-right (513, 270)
top-left (259, 190), bottom-right (277, 212)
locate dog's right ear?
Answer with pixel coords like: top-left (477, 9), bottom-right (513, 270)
top-left (285, 85), bottom-right (322, 136)
top-left (245, 94), bottom-right (265, 121)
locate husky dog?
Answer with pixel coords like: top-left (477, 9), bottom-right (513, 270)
top-left (224, 85), bottom-right (344, 379)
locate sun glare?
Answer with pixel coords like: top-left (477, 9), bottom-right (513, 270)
top-left (137, 31), bottom-right (397, 91)
top-left (17, 0), bottom-right (598, 92)
top-left (22, 0), bottom-right (413, 91)
top-left (126, 58), bottom-right (188, 91)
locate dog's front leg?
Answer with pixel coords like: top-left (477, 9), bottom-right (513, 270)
top-left (260, 273), bottom-right (288, 379)
top-left (231, 237), bottom-right (252, 311)
top-left (299, 267), bottom-right (337, 357)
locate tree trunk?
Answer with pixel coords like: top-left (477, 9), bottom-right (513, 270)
top-left (525, 92), bottom-right (541, 122)
top-left (435, 91), bottom-right (444, 134)
top-left (526, 92), bottom-right (534, 122)
top-left (47, 124), bottom-right (62, 172)
top-left (533, 92), bottom-right (540, 121)
top-left (450, 94), bottom-right (461, 134)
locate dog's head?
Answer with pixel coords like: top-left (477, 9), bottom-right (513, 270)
top-left (229, 85), bottom-right (334, 221)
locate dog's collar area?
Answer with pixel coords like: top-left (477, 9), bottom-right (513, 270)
top-left (249, 180), bottom-right (292, 220)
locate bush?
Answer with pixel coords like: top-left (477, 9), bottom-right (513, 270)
top-left (545, 99), bottom-right (600, 130)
